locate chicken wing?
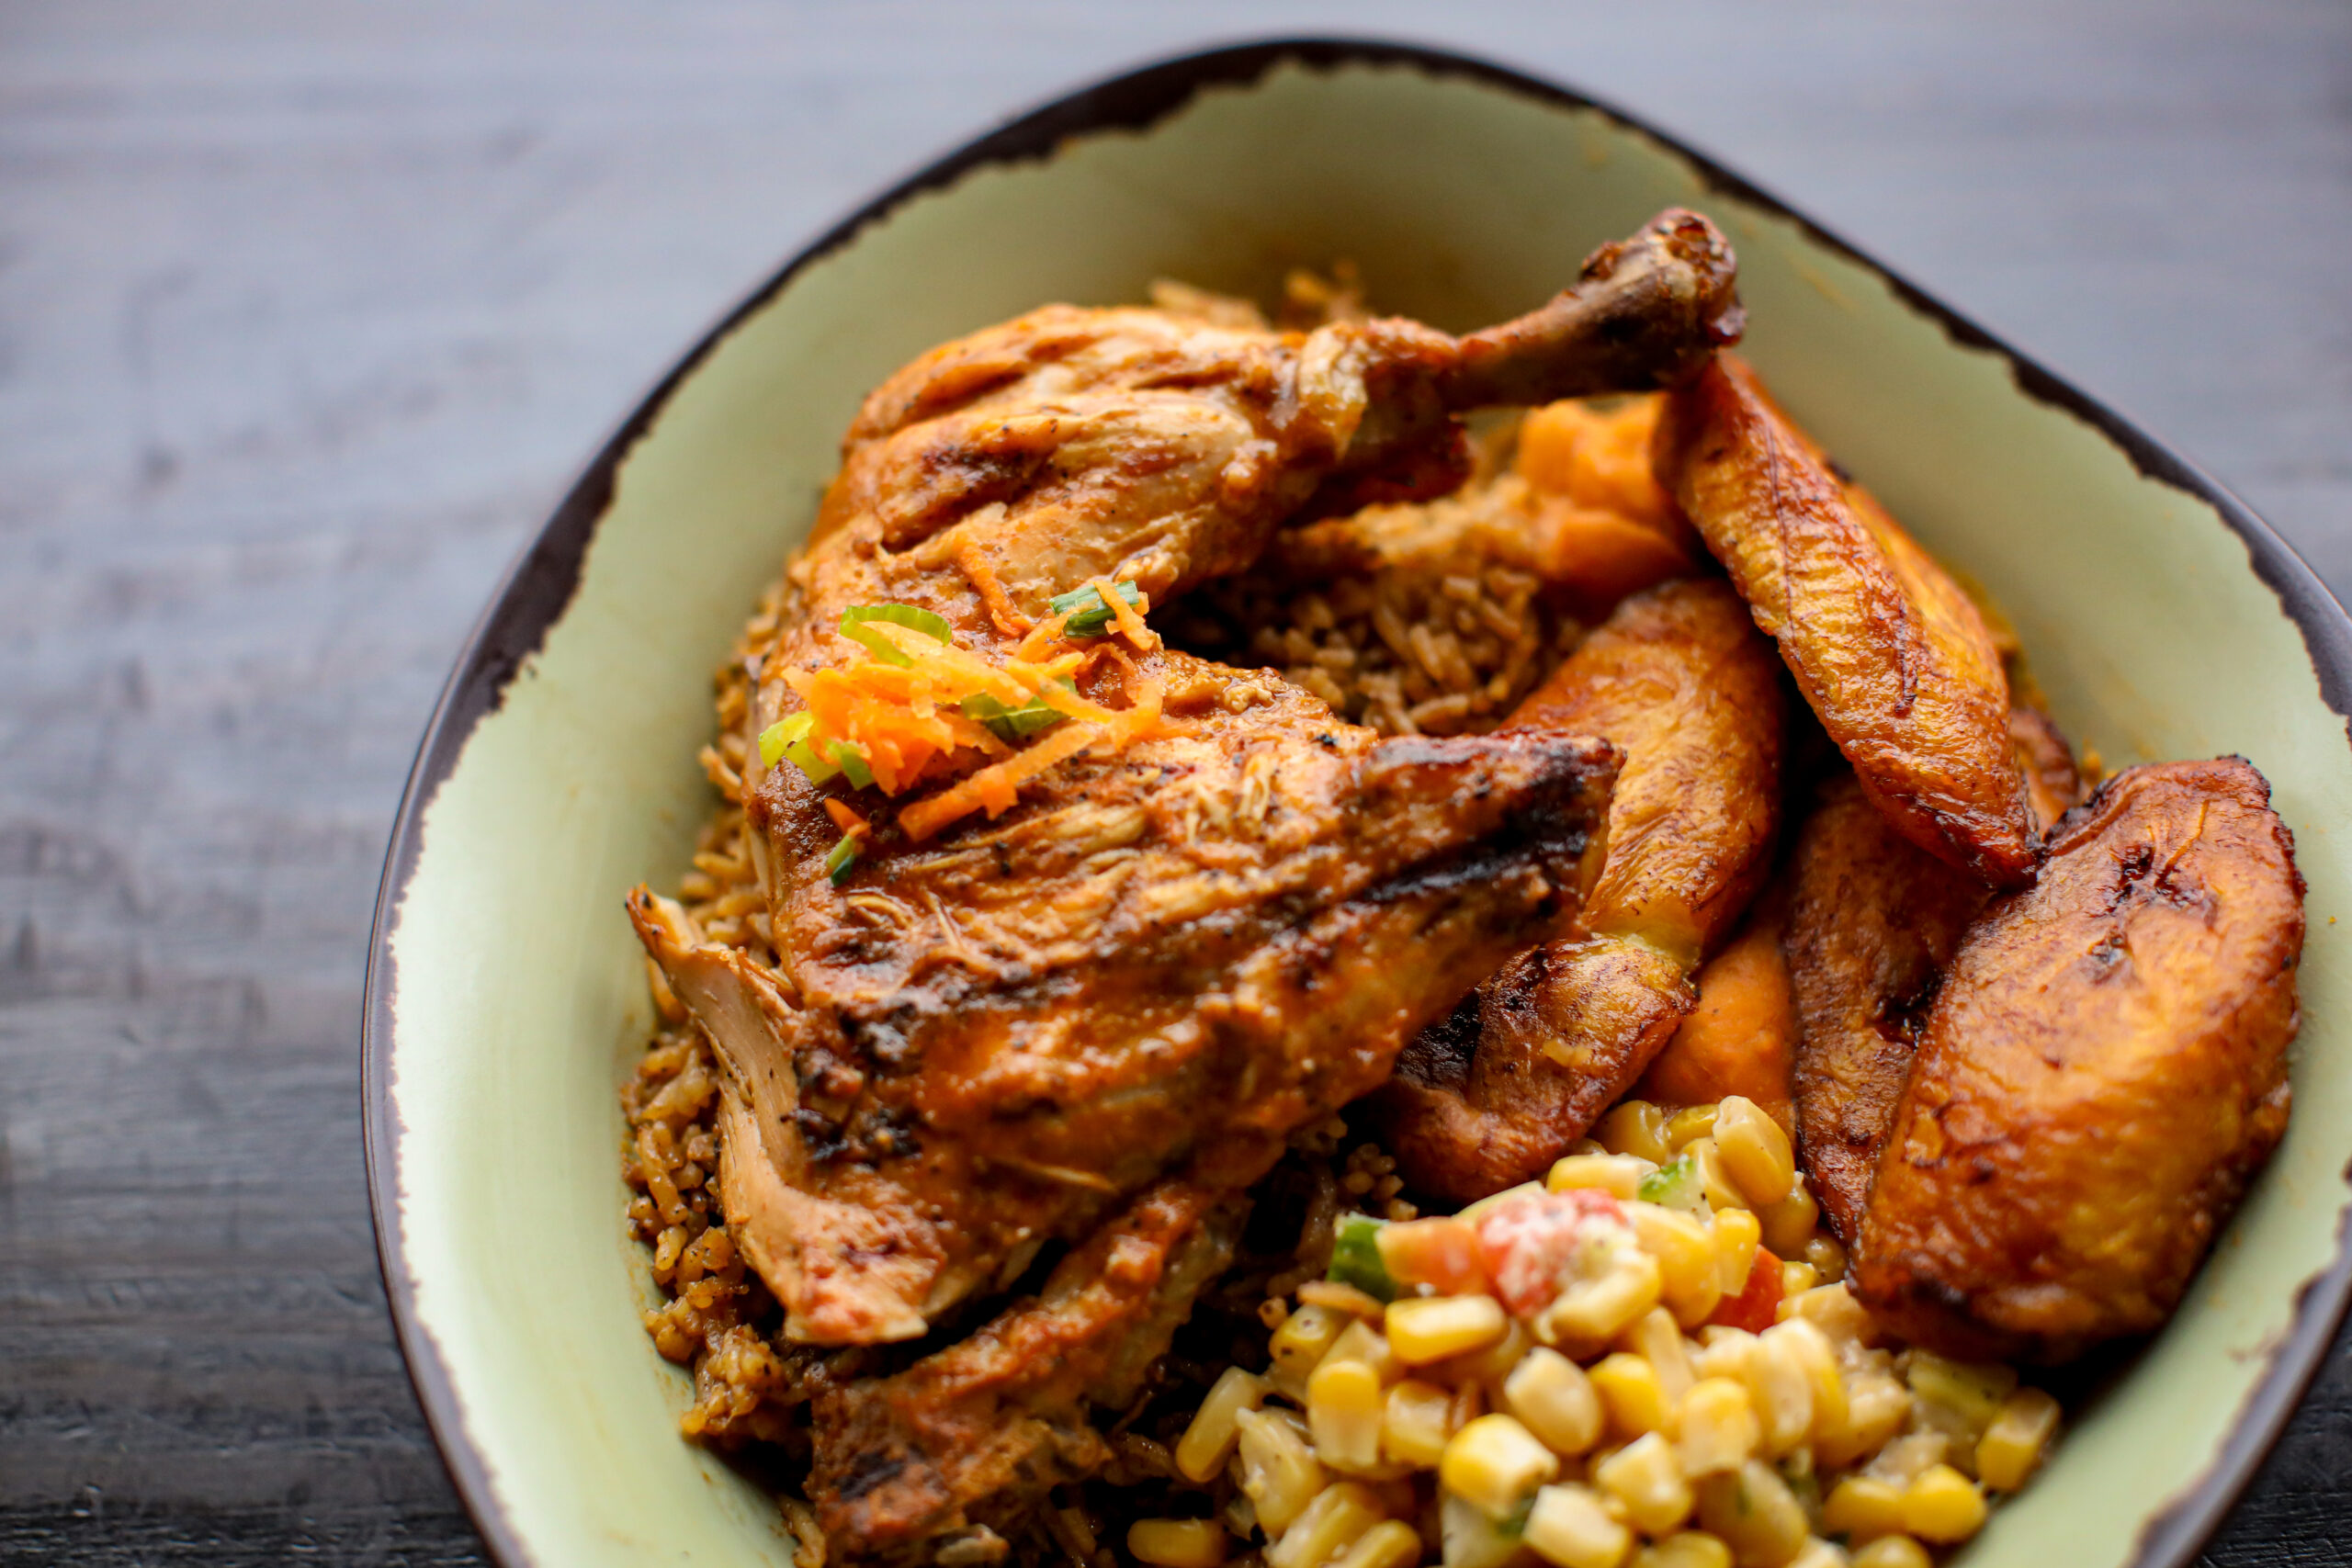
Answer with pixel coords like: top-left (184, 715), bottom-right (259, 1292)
top-left (1375, 577), bottom-right (1785, 1201)
top-left (1850, 759), bottom-right (2302, 1361)
top-left (1634, 896), bottom-right (1799, 1131)
top-left (1657, 355), bottom-right (2039, 887)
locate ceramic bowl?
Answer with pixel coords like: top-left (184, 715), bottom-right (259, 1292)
top-left (364, 39), bottom-right (2352, 1568)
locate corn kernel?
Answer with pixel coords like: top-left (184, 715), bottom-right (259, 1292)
top-left (1323, 1318), bottom-right (1403, 1384)
top-left (1334, 1518), bottom-right (1424, 1568)
top-left (1621, 1306), bottom-right (1698, 1404)
top-left (1756, 1183), bottom-right (1818, 1259)
top-left (1432, 1317), bottom-right (1532, 1390)
top-left (1666, 1104), bottom-right (1719, 1152)
top-left (1630, 1201), bottom-right (1723, 1327)
top-left (1636, 1533), bottom-right (1733, 1568)
top-left (1818, 1371), bottom-right (1911, 1470)
top-left (1600, 1100), bottom-right (1675, 1164)
top-left (1849, 1538), bottom-right (1930, 1568)
top-left (1128, 1519), bottom-right (1228, 1568)
top-left (1442, 1414), bottom-right (1560, 1520)
top-left (1504, 1347), bottom-right (1604, 1455)
top-left (1803, 1235), bottom-right (1847, 1281)
top-left (1177, 1367), bottom-right (1270, 1482)
top-left (1819, 1475), bottom-right (1904, 1544)
top-left (1760, 1317), bottom-right (1845, 1444)
top-left (1898, 1463), bottom-right (1986, 1543)
top-left (1590, 1352), bottom-right (1672, 1438)
top-left (1786, 1541), bottom-right (1849, 1568)
top-left (1975, 1385), bottom-right (2061, 1492)
top-left (1234, 1406), bottom-right (1327, 1536)
top-left (1713, 1098), bottom-right (1795, 1208)
top-left (1388, 1294), bottom-right (1510, 1366)
top-left (1676, 1378), bottom-right (1759, 1477)
top-left (1310, 1357), bottom-right (1387, 1472)
top-left (1784, 1283), bottom-right (1872, 1349)
top-left (1271, 1303), bottom-right (1352, 1395)
top-left (1593, 1430), bottom-right (1694, 1534)
top-left (1697, 1460), bottom-right (1809, 1568)
top-left (1711, 1209), bottom-right (1761, 1296)
top-left (1523, 1483), bottom-right (1633, 1568)
top-left (1441, 1489), bottom-right (1525, 1568)
top-left (1742, 1325), bottom-right (1815, 1458)
top-left (1542, 1247), bottom-right (1663, 1348)
top-left (1382, 1379), bottom-right (1457, 1468)
top-left (1780, 1261), bottom-right (1819, 1300)
top-left (1682, 1138), bottom-right (1749, 1213)
top-left (1550, 1153), bottom-right (1654, 1201)
top-left (1691, 1326), bottom-right (1754, 1383)
top-left (1267, 1483), bottom-right (1386, 1568)
top-left (1905, 1350), bottom-right (2018, 1436)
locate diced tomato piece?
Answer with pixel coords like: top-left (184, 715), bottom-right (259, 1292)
top-left (1472, 1189), bottom-right (1626, 1318)
top-left (1375, 1216), bottom-right (1488, 1295)
top-left (1710, 1246), bottom-right (1784, 1332)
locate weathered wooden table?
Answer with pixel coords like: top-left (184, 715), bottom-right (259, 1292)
top-left (5, 3), bottom-right (2349, 1562)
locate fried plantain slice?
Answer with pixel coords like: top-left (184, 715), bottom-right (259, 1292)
top-left (1785, 771), bottom-right (1989, 1244)
top-left (1375, 576), bottom-right (1784, 1200)
top-left (1850, 758), bottom-right (2303, 1362)
top-left (1635, 892), bottom-right (1799, 1133)
top-left (1657, 355), bottom-right (2039, 887)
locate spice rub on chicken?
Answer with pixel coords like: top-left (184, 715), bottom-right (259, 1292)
top-left (629, 209), bottom-right (1740, 1356)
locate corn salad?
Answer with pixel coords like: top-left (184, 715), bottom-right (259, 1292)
top-left (1136, 1096), bottom-right (2059, 1568)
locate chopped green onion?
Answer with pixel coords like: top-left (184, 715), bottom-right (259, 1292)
top-left (1636, 1153), bottom-right (1705, 1214)
top-left (826, 741), bottom-right (876, 789)
top-left (1327, 1213), bottom-right (1396, 1303)
top-left (840, 603), bottom-right (954, 665)
top-left (823, 832), bottom-right (861, 885)
top-left (961, 678), bottom-right (1074, 742)
top-left (758, 712), bottom-right (812, 770)
top-left (1047, 580), bottom-right (1143, 637)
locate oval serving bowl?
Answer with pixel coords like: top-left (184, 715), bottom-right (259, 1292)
top-left (365, 39), bottom-right (2352, 1568)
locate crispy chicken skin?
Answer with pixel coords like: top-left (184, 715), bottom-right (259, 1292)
top-left (1376, 577), bottom-right (1785, 1201)
top-left (1657, 355), bottom-right (2040, 888)
top-left (1785, 772), bottom-right (1989, 1244)
top-left (632, 210), bottom-right (1739, 1353)
top-left (1850, 759), bottom-right (2303, 1362)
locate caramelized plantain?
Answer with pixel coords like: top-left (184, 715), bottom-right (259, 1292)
top-left (1850, 759), bottom-right (2303, 1362)
top-left (1657, 355), bottom-right (2039, 887)
top-left (1376, 576), bottom-right (1784, 1200)
top-left (1635, 894), bottom-right (1799, 1132)
top-left (1785, 772), bottom-right (1988, 1244)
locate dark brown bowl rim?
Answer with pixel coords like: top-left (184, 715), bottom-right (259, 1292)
top-left (361, 36), bottom-right (2352, 1568)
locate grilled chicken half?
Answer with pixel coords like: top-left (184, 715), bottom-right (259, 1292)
top-left (629, 212), bottom-right (1744, 1559)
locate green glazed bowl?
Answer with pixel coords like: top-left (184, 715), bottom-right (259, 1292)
top-left (364, 39), bottom-right (2352, 1568)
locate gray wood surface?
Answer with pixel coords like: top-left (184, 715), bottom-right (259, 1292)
top-left (4, 1), bottom-right (2349, 1561)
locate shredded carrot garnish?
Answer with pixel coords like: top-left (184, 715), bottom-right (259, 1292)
top-left (821, 798), bottom-right (872, 839)
top-left (956, 536), bottom-right (1031, 639)
top-left (1084, 574), bottom-right (1155, 649)
top-left (1015, 613), bottom-right (1076, 662)
top-left (899, 721), bottom-right (1101, 840)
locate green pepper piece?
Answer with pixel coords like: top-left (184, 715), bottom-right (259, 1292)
top-left (1326, 1213), bottom-right (1396, 1303)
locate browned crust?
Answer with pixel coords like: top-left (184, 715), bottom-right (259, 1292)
top-left (1850, 758), bottom-right (2303, 1362)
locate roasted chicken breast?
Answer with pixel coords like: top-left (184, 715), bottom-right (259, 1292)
top-left (1850, 758), bottom-right (2303, 1361)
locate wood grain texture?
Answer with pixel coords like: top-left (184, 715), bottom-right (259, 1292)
top-left (1, 2), bottom-right (2347, 1562)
